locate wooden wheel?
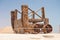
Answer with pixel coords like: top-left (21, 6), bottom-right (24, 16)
top-left (43, 24), bottom-right (52, 33)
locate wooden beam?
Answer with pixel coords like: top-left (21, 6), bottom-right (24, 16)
top-left (41, 7), bottom-right (45, 19)
top-left (29, 19), bottom-right (43, 22)
top-left (21, 5), bottom-right (28, 27)
top-left (11, 11), bottom-right (15, 29)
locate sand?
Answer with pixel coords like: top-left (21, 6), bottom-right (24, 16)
top-left (0, 26), bottom-right (60, 40)
top-left (0, 26), bottom-right (14, 34)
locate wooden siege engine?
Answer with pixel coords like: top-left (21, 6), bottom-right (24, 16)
top-left (11, 5), bottom-right (52, 34)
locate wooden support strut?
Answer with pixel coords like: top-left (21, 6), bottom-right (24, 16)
top-left (11, 11), bottom-right (15, 29)
top-left (28, 8), bottom-right (41, 18)
top-left (21, 5), bottom-right (28, 27)
top-left (29, 19), bottom-right (43, 22)
top-left (11, 9), bottom-right (17, 32)
top-left (41, 7), bottom-right (45, 19)
top-left (14, 9), bottom-right (17, 28)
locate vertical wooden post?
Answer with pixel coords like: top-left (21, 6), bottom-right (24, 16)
top-left (11, 9), bottom-right (17, 32)
top-left (41, 7), bottom-right (45, 19)
top-left (14, 9), bottom-right (17, 28)
top-left (32, 11), bottom-right (35, 19)
top-left (21, 5), bottom-right (28, 27)
top-left (11, 11), bottom-right (15, 29)
top-left (44, 18), bottom-right (49, 24)
top-left (32, 11), bottom-right (35, 23)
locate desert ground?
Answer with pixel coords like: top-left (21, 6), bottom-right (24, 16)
top-left (0, 26), bottom-right (14, 34)
top-left (0, 26), bottom-right (60, 40)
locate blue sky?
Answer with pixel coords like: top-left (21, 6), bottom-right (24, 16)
top-left (0, 0), bottom-right (60, 33)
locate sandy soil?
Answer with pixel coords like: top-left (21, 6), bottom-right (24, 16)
top-left (0, 26), bottom-right (14, 34)
top-left (0, 26), bottom-right (60, 40)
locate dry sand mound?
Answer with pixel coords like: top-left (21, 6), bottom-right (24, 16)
top-left (0, 26), bottom-right (14, 34)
